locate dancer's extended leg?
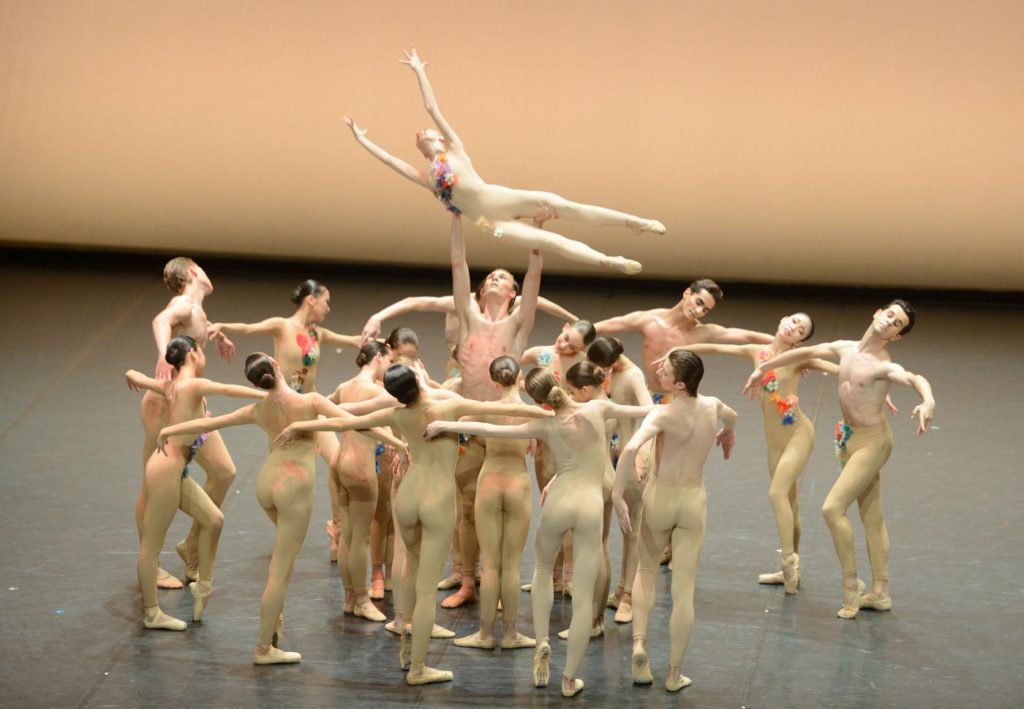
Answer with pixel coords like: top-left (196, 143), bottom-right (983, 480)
top-left (489, 220), bottom-right (642, 275)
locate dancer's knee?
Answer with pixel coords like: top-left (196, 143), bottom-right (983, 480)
top-left (821, 498), bottom-right (847, 526)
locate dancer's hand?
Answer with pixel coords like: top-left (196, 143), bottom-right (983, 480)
top-left (612, 494), bottom-right (632, 536)
top-left (716, 427), bottom-right (735, 459)
top-left (275, 425), bottom-right (299, 447)
top-left (343, 116), bottom-right (367, 140)
top-left (911, 401), bottom-right (934, 435)
top-left (214, 333), bottom-right (235, 363)
top-left (422, 421), bottom-right (444, 440)
top-left (395, 442), bottom-right (411, 472)
top-left (155, 357), bottom-right (174, 381)
top-left (400, 48), bottom-right (426, 72)
top-left (532, 204), bottom-right (559, 227)
top-left (156, 431), bottom-right (169, 456)
top-left (361, 316), bottom-right (382, 344)
top-left (742, 369), bottom-right (762, 399)
top-left (884, 394), bottom-right (898, 416)
top-left (126, 370), bottom-right (144, 392)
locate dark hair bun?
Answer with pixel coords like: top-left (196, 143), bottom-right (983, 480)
top-left (489, 355), bottom-right (520, 387)
top-left (291, 279), bottom-right (324, 306)
top-left (384, 364), bottom-right (420, 405)
top-left (164, 336), bottom-right (198, 369)
top-left (356, 341), bottom-right (388, 368)
top-left (244, 352), bottom-right (277, 390)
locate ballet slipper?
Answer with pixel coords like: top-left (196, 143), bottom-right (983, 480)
top-left (606, 593), bottom-right (620, 609)
top-left (156, 567), bottom-right (184, 590)
top-left (630, 219), bottom-right (667, 235)
top-left (175, 540), bottom-right (198, 582)
top-left (369, 578), bottom-right (385, 600)
top-left (557, 624), bottom-right (603, 640)
top-left (520, 582), bottom-right (532, 592)
top-left (561, 678), bottom-right (585, 698)
top-left (386, 620), bottom-right (454, 638)
top-left (254, 646), bottom-right (301, 664)
top-left (437, 572), bottom-right (461, 590)
top-left (189, 579), bottom-right (212, 622)
top-left (353, 599), bottom-right (386, 622)
top-left (324, 520), bottom-right (338, 563)
top-left (859, 592), bottom-right (893, 611)
top-left (606, 257), bottom-right (643, 276)
top-left (666, 674), bottom-right (692, 692)
top-left (500, 632), bottom-right (536, 649)
top-left (782, 553), bottom-right (800, 595)
top-left (758, 570), bottom-right (785, 585)
top-left (532, 639), bottom-right (551, 687)
top-left (837, 579), bottom-right (866, 619)
top-left (406, 665), bottom-right (453, 686)
top-left (453, 631), bottom-right (496, 649)
top-left (143, 605), bottom-right (187, 631)
top-left (440, 586), bottom-right (475, 609)
top-left (631, 648), bottom-right (654, 684)
top-left (614, 598), bottom-right (633, 624)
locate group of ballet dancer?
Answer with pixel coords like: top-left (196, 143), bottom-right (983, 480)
top-left (123, 49), bottom-right (936, 697)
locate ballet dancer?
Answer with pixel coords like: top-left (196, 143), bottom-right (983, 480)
top-left (613, 349), bottom-right (738, 692)
top-left (425, 368), bottom-right (653, 697)
top-left (743, 300), bottom-right (935, 618)
top-left (586, 336), bottom-right (654, 622)
top-left (344, 49), bottom-right (665, 274)
top-left (126, 336), bottom-right (263, 630)
top-left (157, 353), bottom-right (406, 663)
top-left (141, 257), bottom-right (237, 588)
top-left (275, 363), bottom-right (551, 685)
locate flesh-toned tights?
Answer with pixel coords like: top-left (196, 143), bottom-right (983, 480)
top-left (762, 408), bottom-right (814, 558)
top-left (822, 421), bottom-right (893, 581)
top-left (632, 481), bottom-right (706, 669)
top-left (332, 432), bottom-right (378, 597)
top-left (138, 445), bottom-right (224, 608)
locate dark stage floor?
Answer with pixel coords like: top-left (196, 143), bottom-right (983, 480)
top-left (1, 258), bottom-right (1022, 708)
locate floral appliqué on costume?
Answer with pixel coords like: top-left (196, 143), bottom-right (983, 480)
top-left (431, 153), bottom-right (461, 215)
top-left (834, 420), bottom-right (853, 458)
top-left (758, 351), bottom-right (798, 426)
top-left (288, 327), bottom-right (320, 392)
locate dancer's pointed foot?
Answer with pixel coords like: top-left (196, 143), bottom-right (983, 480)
top-left (441, 586), bottom-right (475, 609)
top-left (562, 677), bottom-right (585, 697)
top-left (353, 599), bottom-right (386, 622)
top-left (175, 540), bottom-right (198, 582)
top-left (533, 639), bottom-right (551, 687)
top-left (500, 632), bottom-right (536, 649)
top-left (630, 218), bottom-right (666, 235)
top-left (406, 665), bottom-right (453, 685)
top-left (437, 572), bottom-right (461, 590)
top-left (606, 256), bottom-right (643, 275)
top-left (254, 646), bottom-right (301, 664)
top-left (782, 553), bottom-right (800, 594)
top-left (143, 606), bottom-right (186, 631)
top-left (632, 648), bottom-right (654, 684)
top-left (758, 569), bottom-right (785, 585)
top-left (156, 567), bottom-right (184, 590)
top-left (860, 592), bottom-right (893, 611)
top-left (453, 631), bottom-right (496, 649)
top-left (837, 578), bottom-right (866, 619)
top-left (189, 579), bottom-right (212, 621)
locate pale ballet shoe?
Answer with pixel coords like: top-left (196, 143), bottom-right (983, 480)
top-left (606, 593), bottom-right (620, 609)
top-left (630, 218), bottom-right (667, 235)
top-left (143, 606), bottom-right (187, 631)
top-left (156, 567), bottom-right (184, 590)
top-left (353, 599), bottom-right (386, 622)
top-left (453, 631), bottom-right (496, 649)
top-left (666, 674), bottom-right (692, 692)
top-left (189, 580), bottom-right (212, 622)
top-left (860, 592), bottom-right (893, 611)
top-left (175, 540), bottom-right (198, 582)
top-left (440, 587), bottom-right (475, 609)
top-left (520, 582), bottom-right (532, 592)
top-left (369, 578), bottom-right (385, 600)
top-left (386, 620), bottom-right (454, 639)
top-left (533, 639), bottom-right (551, 687)
top-left (557, 624), bottom-right (603, 640)
top-left (614, 598), bottom-right (633, 624)
top-left (782, 553), bottom-right (800, 595)
top-left (254, 646), bottom-right (301, 664)
top-left (500, 632), bottom-right (536, 649)
top-left (607, 257), bottom-right (643, 275)
top-left (632, 649), bottom-right (654, 684)
top-left (562, 678), bottom-right (585, 698)
top-left (406, 665), bottom-right (453, 686)
top-left (758, 570), bottom-right (785, 585)
top-left (437, 572), bottom-right (461, 590)
top-left (324, 520), bottom-right (338, 563)
top-left (837, 579), bottom-right (866, 619)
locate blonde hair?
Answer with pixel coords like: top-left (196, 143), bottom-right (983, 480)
top-left (163, 257), bottom-right (196, 293)
top-left (525, 368), bottom-right (567, 409)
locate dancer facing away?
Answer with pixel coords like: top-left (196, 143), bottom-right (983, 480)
top-left (157, 353), bottom-right (406, 664)
top-left (586, 336), bottom-right (655, 622)
top-left (425, 368), bottom-right (653, 698)
top-left (275, 364), bottom-right (551, 685)
top-left (613, 350), bottom-right (738, 692)
top-left (743, 300), bottom-right (935, 618)
top-left (127, 336), bottom-right (263, 631)
top-left (344, 49), bottom-right (665, 274)
top-left (674, 312), bottom-right (836, 591)
top-left (141, 257), bottom-right (237, 589)
top-left (451, 356), bottom-right (537, 651)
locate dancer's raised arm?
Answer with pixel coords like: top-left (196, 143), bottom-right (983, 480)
top-left (157, 405), bottom-right (259, 453)
top-left (450, 215), bottom-right (473, 335)
top-left (512, 250), bottom-right (542, 354)
top-left (401, 49), bottom-right (462, 151)
top-left (595, 310), bottom-right (656, 336)
top-left (594, 399), bottom-right (656, 422)
top-left (743, 341), bottom-right (849, 397)
top-left (211, 318), bottom-right (286, 339)
top-left (424, 419), bottom-right (546, 443)
top-left (344, 116), bottom-right (429, 187)
top-left (312, 394), bottom-right (410, 460)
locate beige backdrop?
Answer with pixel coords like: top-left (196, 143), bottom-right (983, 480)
top-left (2, 1), bottom-right (1022, 290)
